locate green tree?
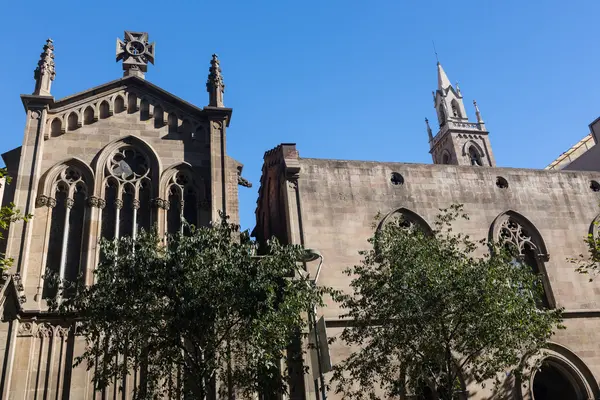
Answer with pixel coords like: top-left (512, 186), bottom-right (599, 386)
top-left (332, 205), bottom-right (563, 400)
top-left (569, 219), bottom-right (600, 280)
top-left (0, 168), bottom-right (29, 271)
top-left (50, 216), bottom-right (326, 399)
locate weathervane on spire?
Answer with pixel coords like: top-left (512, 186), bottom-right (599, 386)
top-left (116, 31), bottom-right (155, 79)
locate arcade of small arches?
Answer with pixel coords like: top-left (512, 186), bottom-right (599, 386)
top-left (34, 137), bottom-right (208, 301)
top-left (380, 208), bottom-right (600, 400)
top-left (46, 90), bottom-right (209, 140)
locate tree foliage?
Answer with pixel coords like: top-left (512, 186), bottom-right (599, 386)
top-left (332, 205), bottom-right (563, 400)
top-left (569, 219), bottom-right (600, 280)
top-left (50, 216), bottom-right (326, 399)
top-left (0, 168), bottom-right (29, 271)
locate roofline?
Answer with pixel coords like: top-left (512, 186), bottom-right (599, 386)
top-left (48, 75), bottom-right (233, 126)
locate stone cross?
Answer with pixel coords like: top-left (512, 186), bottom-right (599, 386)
top-left (116, 31), bottom-right (155, 79)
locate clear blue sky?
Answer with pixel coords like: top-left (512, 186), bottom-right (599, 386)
top-left (1, 0), bottom-right (599, 231)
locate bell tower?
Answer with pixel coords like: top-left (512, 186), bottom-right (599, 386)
top-left (427, 63), bottom-right (495, 167)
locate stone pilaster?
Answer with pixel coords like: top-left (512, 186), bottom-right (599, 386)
top-left (5, 95), bottom-right (53, 283)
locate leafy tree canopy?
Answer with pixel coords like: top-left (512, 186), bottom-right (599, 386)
top-left (332, 205), bottom-right (563, 400)
top-left (50, 216), bottom-right (327, 399)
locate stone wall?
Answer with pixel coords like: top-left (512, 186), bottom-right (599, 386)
top-left (254, 144), bottom-right (600, 399)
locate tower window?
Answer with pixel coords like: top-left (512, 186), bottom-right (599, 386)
top-left (468, 146), bottom-right (483, 166)
top-left (451, 100), bottom-right (462, 118)
top-left (442, 152), bottom-right (451, 165)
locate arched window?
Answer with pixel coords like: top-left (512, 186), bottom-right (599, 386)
top-left (67, 112), bottom-right (79, 131)
top-left (99, 101), bottom-right (110, 119)
top-left (468, 146), bottom-right (483, 166)
top-left (451, 99), bottom-right (462, 118)
top-left (377, 208), bottom-right (433, 236)
top-left (114, 96), bottom-right (126, 114)
top-left (441, 151), bottom-right (451, 165)
top-left (493, 212), bottom-right (554, 308)
top-left (164, 168), bottom-right (202, 235)
top-left (83, 106), bottom-right (95, 125)
top-left (438, 105), bottom-right (447, 127)
top-left (50, 118), bottom-right (62, 137)
top-left (100, 145), bottom-right (154, 240)
top-left (42, 165), bottom-right (90, 298)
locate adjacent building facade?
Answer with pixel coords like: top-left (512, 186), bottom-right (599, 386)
top-left (0, 33), bottom-right (246, 398)
top-left (254, 64), bottom-right (600, 399)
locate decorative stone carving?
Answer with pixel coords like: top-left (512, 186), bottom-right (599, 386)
top-left (66, 198), bottom-right (75, 209)
top-left (152, 198), bottom-right (170, 210)
top-left (18, 322), bottom-right (34, 337)
top-left (33, 39), bottom-right (55, 96)
top-left (211, 120), bottom-right (223, 130)
top-left (499, 219), bottom-right (538, 255)
top-left (206, 54), bottom-right (225, 107)
top-left (30, 110), bottom-right (41, 120)
top-left (88, 196), bottom-right (106, 209)
top-left (133, 199), bottom-right (141, 210)
top-left (36, 323), bottom-right (53, 338)
top-left (114, 199), bottom-right (124, 209)
top-left (36, 195), bottom-right (49, 207)
top-left (116, 31), bottom-right (155, 78)
top-left (47, 197), bottom-right (57, 208)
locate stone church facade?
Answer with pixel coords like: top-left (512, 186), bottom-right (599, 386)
top-left (0, 33), bottom-right (244, 399)
top-left (253, 64), bottom-right (600, 399)
top-left (2, 33), bottom-right (600, 400)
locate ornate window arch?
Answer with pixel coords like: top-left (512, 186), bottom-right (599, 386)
top-left (36, 159), bottom-right (94, 299)
top-left (160, 163), bottom-right (207, 234)
top-left (462, 141), bottom-right (485, 166)
top-left (377, 208), bottom-right (433, 235)
top-left (95, 137), bottom-right (161, 241)
top-left (490, 211), bottom-right (555, 308)
top-left (518, 343), bottom-right (599, 400)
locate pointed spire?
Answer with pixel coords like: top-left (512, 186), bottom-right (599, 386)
top-left (437, 62), bottom-right (451, 91)
top-left (33, 39), bottom-right (55, 96)
top-left (473, 100), bottom-right (484, 123)
top-left (425, 118), bottom-right (434, 142)
top-left (206, 54), bottom-right (225, 107)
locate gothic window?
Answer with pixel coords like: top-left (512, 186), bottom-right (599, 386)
top-left (441, 151), bottom-right (451, 165)
top-left (451, 99), bottom-right (461, 118)
top-left (50, 118), bottom-right (62, 137)
top-left (468, 146), bottom-right (483, 166)
top-left (377, 208), bottom-right (432, 236)
top-left (67, 112), bottom-right (79, 131)
top-left (99, 101), bottom-right (110, 119)
top-left (495, 214), bottom-right (553, 308)
top-left (166, 170), bottom-right (200, 235)
top-left (438, 105), bottom-right (447, 127)
top-left (100, 146), bottom-right (153, 241)
top-left (83, 106), bottom-right (95, 125)
top-left (42, 165), bottom-right (89, 298)
top-left (114, 96), bottom-right (126, 114)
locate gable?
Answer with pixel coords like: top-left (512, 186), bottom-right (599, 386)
top-left (43, 75), bottom-right (231, 141)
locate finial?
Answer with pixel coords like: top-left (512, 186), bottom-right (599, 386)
top-left (33, 38), bottom-right (56, 96)
top-left (425, 118), bottom-right (434, 142)
top-left (432, 40), bottom-right (439, 64)
top-left (206, 53), bottom-right (225, 107)
top-left (455, 82), bottom-right (462, 97)
top-left (473, 100), bottom-right (484, 123)
top-left (116, 31), bottom-right (155, 79)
